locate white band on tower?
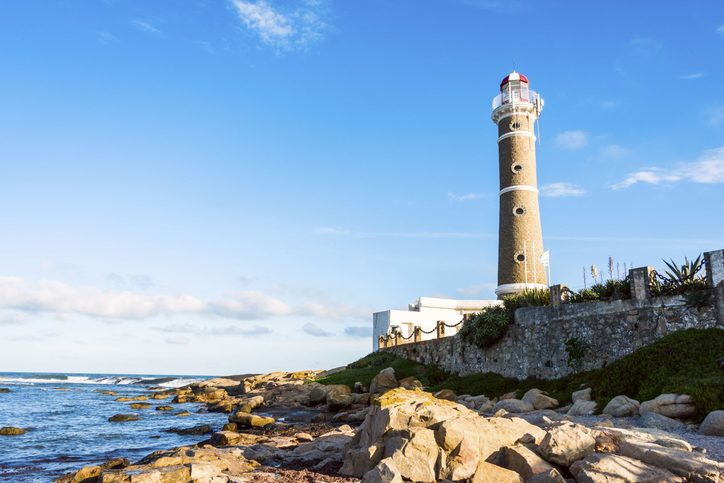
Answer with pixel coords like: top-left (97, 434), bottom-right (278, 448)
top-left (495, 282), bottom-right (548, 296)
top-left (497, 131), bottom-right (536, 143)
top-left (499, 185), bottom-right (538, 196)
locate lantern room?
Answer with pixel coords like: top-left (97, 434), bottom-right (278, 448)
top-left (500, 71), bottom-right (530, 104)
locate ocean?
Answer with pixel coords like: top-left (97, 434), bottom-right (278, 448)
top-left (0, 372), bottom-right (230, 482)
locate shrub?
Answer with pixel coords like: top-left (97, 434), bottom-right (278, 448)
top-left (565, 337), bottom-right (587, 371)
top-left (502, 288), bottom-right (550, 312)
top-left (652, 255), bottom-right (708, 296)
top-left (459, 306), bottom-right (511, 348)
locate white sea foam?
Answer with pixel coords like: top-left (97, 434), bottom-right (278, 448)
top-left (0, 374), bottom-right (202, 387)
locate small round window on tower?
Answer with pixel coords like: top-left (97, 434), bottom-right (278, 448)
top-left (515, 253), bottom-right (526, 263)
top-left (509, 120), bottom-right (521, 131)
top-left (512, 164), bottom-right (523, 173)
top-left (513, 206), bottom-right (526, 216)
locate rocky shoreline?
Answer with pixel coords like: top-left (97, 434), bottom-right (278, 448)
top-left (53, 367), bottom-right (723, 482)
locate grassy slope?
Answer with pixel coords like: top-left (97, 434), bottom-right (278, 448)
top-left (318, 328), bottom-right (724, 418)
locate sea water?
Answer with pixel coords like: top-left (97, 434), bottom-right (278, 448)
top-left (0, 372), bottom-right (230, 482)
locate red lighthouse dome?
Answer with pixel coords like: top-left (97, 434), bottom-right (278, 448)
top-left (500, 71), bottom-right (529, 89)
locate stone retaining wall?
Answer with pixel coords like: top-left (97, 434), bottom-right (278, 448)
top-left (383, 290), bottom-right (722, 380)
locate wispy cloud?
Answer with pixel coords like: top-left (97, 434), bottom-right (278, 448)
top-left (96, 31), bottom-right (119, 44)
top-left (131, 19), bottom-right (162, 35)
top-left (600, 144), bottom-right (633, 159)
top-left (554, 130), bottom-right (589, 150)
top-left (680, 72), bottom-right (704, 80)
top-left (230, 0), bottom-right (329, 51)
top-left (717, 25), bottom-right (724, 37)
top-left (302, 322), bottom-right (332, 337)
top-left (344, 326), bottom-right (372, 338)
top-left (447, 192), bottom-right (487, 202)
top-left (612, 146), bottom-right (724, 189)
top-left (165, 336), bottom-right (189, 345)
top-left (0, 277), bottom-right (367, 322)
top-left (157, 323), bottom-right (272, 337)
top-left (540, 182), bottom-right (585, 198)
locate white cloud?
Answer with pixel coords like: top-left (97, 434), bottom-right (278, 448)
top-left (717, 25), bottom-right (724, 37)
top-left (231, 0), bottom-right (328, 51)
top-left (344, 326), bottom-right (372, 338)
top-left (302, 322), bottom-right (332, 337)
top-left (131, 20), bottom-right (161, 35)
top-left (554, 130), bottom-right (589, 150)
top-left (157, 323), bottom-right (272, 337)
top-left (612, 146), bottom-right (724, 189)
top-left (540, 182), bottom-right (585, 198)
top-left (165, 336), bottom-right (189, 345)
top-left (447, 192), bottom-right (486, 202)
top-left (600, 144), bottom-right (632, 159)
top-left (680, 72), bottom-right (703, 80)
top-left (0, 277), bottom-right (367, 323)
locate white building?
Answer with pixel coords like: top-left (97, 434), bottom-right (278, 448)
top-left (372, 297), bottom-right (501, 350)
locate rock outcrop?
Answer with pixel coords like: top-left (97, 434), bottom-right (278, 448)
top-left (639, 393), bottom-right (696, 419)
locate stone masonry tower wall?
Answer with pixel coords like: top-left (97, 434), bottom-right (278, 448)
top-left (492, 72), bottom-right (547, 298)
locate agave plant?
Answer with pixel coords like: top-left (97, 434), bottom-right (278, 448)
top-left (662, 255), bottom-right (704, 284)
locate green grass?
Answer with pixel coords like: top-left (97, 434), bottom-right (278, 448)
top-left (320, 328), bottom-right (724, 419)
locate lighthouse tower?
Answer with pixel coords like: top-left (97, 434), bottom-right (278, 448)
top-left (491, 71), bottom-right (547, 298)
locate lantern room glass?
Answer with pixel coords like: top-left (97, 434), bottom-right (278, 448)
top-left (502, 80), bottom-right (530, 105)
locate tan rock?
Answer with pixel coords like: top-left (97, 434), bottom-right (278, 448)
top-left (129, 403), bottom-right (151, 409)
top-left (228, 411), bottom-right (274, 428)
top-left (639, 393), bottom-right (696, 420)
top-left (0, 426), bottom-right (26, 436)
top-left (369, 367), bottom-right (398, 394)
top-left (567, 399), bottom-right (597, 416)
top-left (493, 398), bottom-right (534, 413)
top-left (572, 387), bottom-right (592, 402)
top-left (294, 432), bottom-right (314, 442)
top-left (501, 391), bottom-right (517, 400)
top-left (618, 439), bottom-right (722, 482)
top-left (383, 427), bottom-right (439, 482)
top-left (155, 405), bottom-right (173, 411)
top-left (503, 444), bottom-right (556, 479)
top-left (602, 395), bottom-right (640, 417)
top-left (108, 414), bottom-right (139, 423)
top-left (522, 389), bottom-right (558, 410)
top-left (434, 389), bottom-right (457, 401)
top-left (363, 458), bottom-right (403, 483)
top-left (538, 422), bottom-right (596, 466)
top-left (398, 376), bottom-right (422, 390)
top-left (471, 461), bottom-right (523, 483)
top-left (570, 452), bottom-right (685, 483)
top-left (699, 410), bottom-right (724, 436)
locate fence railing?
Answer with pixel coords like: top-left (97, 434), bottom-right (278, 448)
top-left (378, 320), bottom-right (463, 350)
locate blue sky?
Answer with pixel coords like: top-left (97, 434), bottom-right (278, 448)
top-left (1, 0), bottom-right (723, 375)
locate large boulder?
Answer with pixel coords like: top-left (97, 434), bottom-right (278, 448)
top-left (602, 395), bottom-right (640, 417)
top-left (637, 412), bottom-right (684, 431)
top-left (363, 458), bottom-right (402, 483)
top-left (639, 394), bottom-right (696, 420)
top-left (572, 387), bottom-right (592, 402)
top-left (472, 461), bottom-right (523, 483)
top-left (370, 368), bottom-right (398, 394)
top-left (699, 410), bottom-right (724, 436)
top-left (503, 444), bottom-right (556, 480)
top-left (570, 453), bottom-right (685, 483)
top-left (521, 389), bottom-right (558, 410)
top-left (567, 400), bottom-right (597, 416)
top-left (383, 427), bottom-right (439, 482)
top-left (228, 412), bottom-right (274, 428)
top-left (537, 422), bottom-right (596, 466)
top-left (493, 399), bottom-right (534, 414)
top-left (617, 438), bottom-right (722, 482)
top-left (340, 388), bottom-right (545, 480)
top-left (434, 389), bottom-right (457, 401)
top-left (327, 391), bottom-right (355, 411)
top-left (398, 377), bottom-right (422, 390)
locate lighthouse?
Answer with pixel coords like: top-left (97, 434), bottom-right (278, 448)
top-left (491, 71), bottom-right (547, 298)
